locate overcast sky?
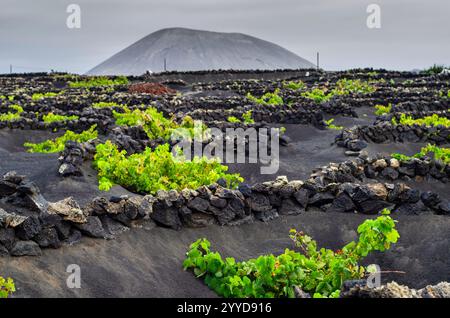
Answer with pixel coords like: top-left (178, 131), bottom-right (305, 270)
top-left (0, 0), bottom-right (449, 74)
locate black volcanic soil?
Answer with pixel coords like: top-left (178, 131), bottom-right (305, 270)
top-left (1, 124), bottom-right (449, 297)
top-left (1, 212), bottom-right (449, 297)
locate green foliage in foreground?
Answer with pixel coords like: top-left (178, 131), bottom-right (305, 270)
top-left (392, 113), bottom-right (450, 128)
top-left (0, 276), bottom-right (15, 298)
top-left (42, 112), bottom-right (79, 123)
top-left (24, 125), bottom-right (97, 153)
top-left (184, 210), bottom-right (399, 298)
top-left (324, 118), bottom-right (343, 130)
top-left (69, 76), bottom-right (129, 88)
top-left (94, 141), bottom-right (243, 193)
top-left (0, 105), bottom-right (24, 122)
top-left (92, 101), bottom-right (125, 109)
top-left (227, 110), bottom-right (255, 124)
top-left (247, 89), bottom-right (284, 106)
top-left (374, 103), bottom-right (392, 116)
top-left (31, 92), bottom-right (60, 100)
top-left (392, 144), bottom-right (450, 165)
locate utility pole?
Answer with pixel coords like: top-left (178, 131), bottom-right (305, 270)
top-left (10, 64), bottom-right (12, 74)
top-left (316, 52), bottom-right (320, 71)
top-left (164, 58), bottom-right (167, 72)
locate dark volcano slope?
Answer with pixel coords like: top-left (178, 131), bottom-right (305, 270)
top-left (87, 28), bottom-right (314, 75)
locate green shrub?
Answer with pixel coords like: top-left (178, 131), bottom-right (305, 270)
top-left (242, 110), bottom-right (255, 124)
top-left (334, 79), bottom-right (376, 95)
top-left (93, 141), bottom-right (243, 193)
top-left (227, 116), bottom-right (241, 123)
top-left (184, 209), bottom-right (399, 298)
top-left (374, 103), bottom-right (392, 116)
top-left (32, 92), bottom-right (60, 100)
top-left (325, 118), bottom-right (343, 130)
top-left (247, 89), bottom-right (284, 106)
top-left (69, 76), bottom-right (129, 88)
top-left (114, 106), bottom-right (176, 140)
top-left (0, 276), bottom-right (15, 298)
top-left (42, 112), bottom-right (79, 123)
top-left (392, 144), bottom-right (450, 165)
top-left (283, 80), bottom-right (306, 91)
top-left (302, 88), bottom-right (334, 103)
top-left (24, 125), bottom-right (97, 153)
top-left (393, 113), bottom-right (450, 128)
top-left (302, 79), bottom-right (376, 104)
top-left (114, 106), bottom-right (208, 141)
top-left (227, 111), bottom-right (254, 124)
top-left (92, 101), bottom-right (125, 109)
top-left (0, 105), bottom-right (24, 122)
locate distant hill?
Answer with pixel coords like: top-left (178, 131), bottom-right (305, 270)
top-left (87, 28), bottom-right (315, 75)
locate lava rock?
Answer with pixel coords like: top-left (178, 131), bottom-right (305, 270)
top-left (180, 206), bottom-right (215, 227)
top-left (187, 197), bottom-right (210, 213)
top-left (0, 228), bottom-right (16, 250)
top-left (398, 188), bottom-right (421, 203)
top-left (33, 227), bottom-right (61, 248)
top-left (48, 197), bottom-right (87, 223)
top-left (100, 215), bottom-right (130, 236)
top-left (75, 216), bottom-right (107, 238)
top-left (254, 209), bottom-right (279, 222)
top-left (278, 198), bottom-right (303, 215)
top-left (293, 188), bottom-right (310, 208)
top-left (437, 200), bottom-right (450, 215)
top-left (345, 151), bottom-right (361, 157)
top-left (207, 205), bottom-right (235, 225)
top-left (0, 180), bottom-right (18, 197)
top-left (308, 192), bottom-right (335, 207)
top-left (394, 201), bottom-right (432, 215)
top-left (0, 244), bottom-right (9, 256)
top-left (150, 204), bottom-right (182, 230)
top-left (210, 195), bottom-right (227, 209)
top-left (327, 193), bottom-right (356, 213)
top-left (381, 167), bottom-right (399, 180)
top-left (15, 181), bottom-right (49, 213)
top-left (279, 181), bottom-right (303, 198)
top-left (122, 197), bottom-right (142, 220)
top-left (247, 193), bottom-right (271, 212)
top-left (15, 215), bottom-right (42, 240)
top-left (11, 240), bottom-right (42, 256)
top-left (350, 184), bottom-right (392, 214)
top-left (347, 139), bottom-right (367, 151)
top-left (65, 230), bottom-right (82, 245)
top-left (421, 191), bottom-right (441, 208)
top-left (238, 183), bottom-right (252, 197)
